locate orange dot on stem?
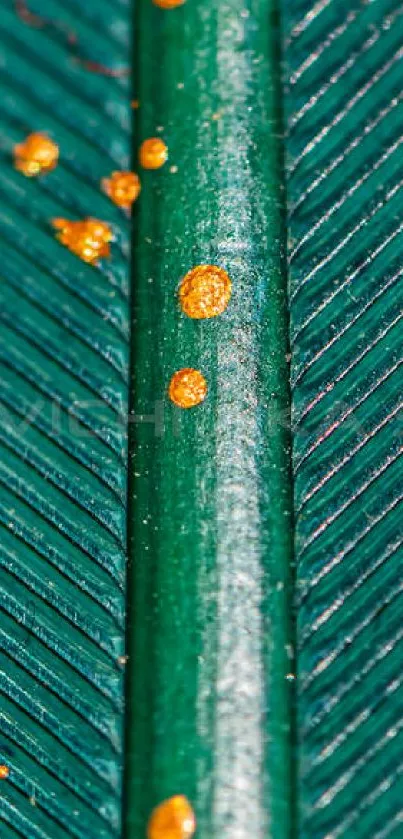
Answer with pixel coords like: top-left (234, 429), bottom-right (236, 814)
top-left (153, 0), bottom-right (185, 7)
top-left (168, 369), bottom-right (207, 409)
top-left (179, 264), bottom-right (232, 319)
top-left (139, 138), bottom-right (168, 169)
top-left (147, 795), bottom-right (196, 839)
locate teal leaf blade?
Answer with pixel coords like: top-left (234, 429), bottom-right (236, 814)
top-left (281, 1), bottom-right (403, 837)
top-left (0, 2), bottom-right (131, 837)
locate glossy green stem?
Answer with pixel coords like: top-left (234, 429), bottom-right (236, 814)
top-left (126, 1), bottom-right (293, 837)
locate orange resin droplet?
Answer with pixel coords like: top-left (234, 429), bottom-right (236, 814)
top-left (153, 0), bottom-right (186, 7)
top-left (14, 132), bottom-right (59, 176)
top-left (0, 765), bottom-right (10, 780)
top-left (147, 795), bottom-right (196, 839)
top-left (179, 264), bottom-right (232, 319)
top-left (52, 218), bottom-right (113, 264)
top-left (139, 138), bottom-right (168, 169)
top-left (102, 171), bottom-right (141, 210)
top-left (168, 369), bottom-right (207, 409)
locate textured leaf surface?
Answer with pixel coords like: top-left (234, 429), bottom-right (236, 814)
top-left (126, 1), bottom-right (293, 838)
top-left (0, 2), bottom-right (131, 836)
top-left (3, 1), bottom-right (402, 837)
top-left (281, 1), bottom-right (403, 837)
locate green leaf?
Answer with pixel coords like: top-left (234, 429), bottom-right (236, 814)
top-left (281, 1), bottom-right (403, 836)
top-left (0, 2), bottom-right (131, 836)
top-left (3, 1), bottom-right (400, 838)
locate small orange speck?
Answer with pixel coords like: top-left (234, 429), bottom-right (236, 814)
top-left (147, 795), bottom-right (196, 839)
top-left (179, 264), bottom-right (232, 319)
top-left (153, 0), bottom-right (185, 7)
top-left (168, 369), bottom-right (207, 409)
top-left (131, 99), bottom-right (140, 109)
top-left (52, 218), bottom-right (113, 264)
top-left (139, 138), bottom-right (168, 170)
top-left (14, 132), bottom-right (59, 176)
top-left (0, 765), bottom-right (10, 780)
top-left (102, 171), bottom-right (141, 211)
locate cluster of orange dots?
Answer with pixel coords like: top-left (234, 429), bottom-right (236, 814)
top-left (12, 20), bottom-right (231, 410)
top-left (12, 126), bottom-right (164, 265)
top-left (11, 1), bottom-right (229, 834)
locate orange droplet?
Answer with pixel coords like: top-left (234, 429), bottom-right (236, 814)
top-left (14, 132), bottom-right (59, 176)
top-left (0, 765), bottom-right (10, 780)
top-left (139, 138), bottom-right (168, 170)
top-left (153, 0), bottom-right (186, 6)
top-left (102, 171), bottom-right (141, 211)
top-left (168, 369), bottom-right (207, 409)
top-left (179, 264), bottom-right (232, 319)
top-left (52, 218), bottom-right (113, 264)
top-left (131, 99), bottom-right (140, 109)
top-left (147, 795), bottom-right (196, 839)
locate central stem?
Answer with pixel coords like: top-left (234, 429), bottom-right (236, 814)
top-left (125, 1), bottom-right (294, 837)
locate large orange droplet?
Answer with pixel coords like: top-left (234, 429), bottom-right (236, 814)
top-left (168, 369), bottom-right (207, 408)
top-left (139, 138), bottom-right (168, 169)
top-left (147, 795), bottom-right (196, 839)
top-left (179, 264), bottom-right (232, 319)
top-left (0, 765), bottom-right (10, 780)
top-left (14, 132), bottom-right (59, 176)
